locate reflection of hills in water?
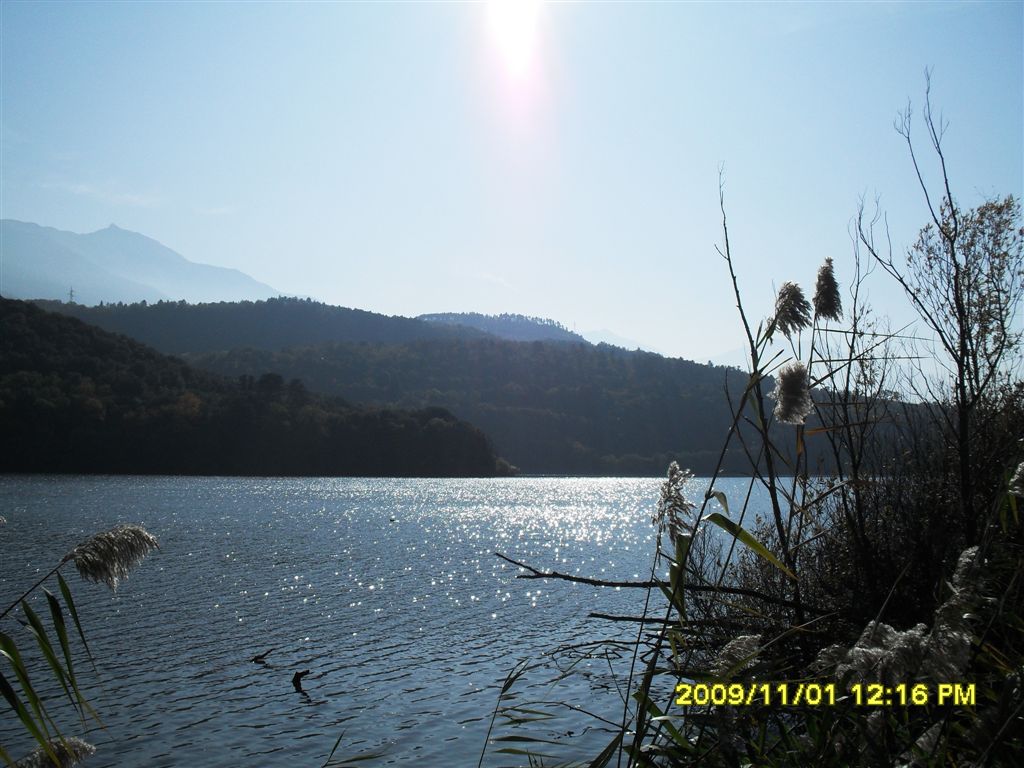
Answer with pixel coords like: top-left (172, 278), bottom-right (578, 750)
top-left (1, 476), bottom-right (759, 765)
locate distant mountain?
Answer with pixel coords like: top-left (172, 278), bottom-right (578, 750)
top-left (34, 297), bottom-right (491, 355)
top-left (0, 219), bottom-right (279, 305)
top-left (0, 298), bottom-right (505, 477)
top-left (418, 312), bottom-right (587, 343)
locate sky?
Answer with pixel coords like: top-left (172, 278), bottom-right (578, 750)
top-left (2, 1), bottom-right (1022, 362)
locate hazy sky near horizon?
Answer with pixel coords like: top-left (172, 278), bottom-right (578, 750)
top-left (2, 1), bottom-right (1021, 361)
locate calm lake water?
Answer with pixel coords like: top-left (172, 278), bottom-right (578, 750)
top-left (0, 475), bottom-right (760, 766)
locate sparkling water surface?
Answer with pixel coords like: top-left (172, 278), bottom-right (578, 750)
top-left (0, 475), bottom-right (760, 766)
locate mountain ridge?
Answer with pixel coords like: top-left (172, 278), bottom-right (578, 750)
top-left (417, 312), bottom-right (588, 344)
top-left (0, 219), bottom-right (279, 305)
top-left (34, 296), bottom-right (494, 354)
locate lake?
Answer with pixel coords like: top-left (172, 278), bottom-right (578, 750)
top-left (0, 475), bottom-right (760, 766)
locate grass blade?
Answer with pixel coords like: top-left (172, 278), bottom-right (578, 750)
top-left (705, 512), bottom-right (795, 580)
top-left (0, 670), bottom-right (59, 766)
top-left (321, 730), bottom-right (345, 768)
top-left (586, 732), bottom-right (624, 768)
top-left (20, 600), bottom-right (77, 716)
top-left (57, 573), bottom-right (94, 666)
top-left (0, 631), bottom-right (54, 742)
top-left (44, 589), bottom-right (102, 727)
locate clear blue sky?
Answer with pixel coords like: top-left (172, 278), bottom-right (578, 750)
top-left (2, 1), bottom-right (1021, 361)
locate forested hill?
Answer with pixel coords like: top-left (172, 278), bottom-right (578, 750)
top-left (23, 296), bottom-right (784, 475)
top-left (0, 298), bottom-right (504, 477)
top-left (417, 313), bottom-right (587, 343)
top-left (192, 340), bottom-right (754, 475)
top-left (34, 297), bottom-right (491, 354)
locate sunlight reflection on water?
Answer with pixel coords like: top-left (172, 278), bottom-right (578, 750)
top-left (0, 475), bottom-right (764, 766)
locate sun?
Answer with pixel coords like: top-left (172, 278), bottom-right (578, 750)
top-left (487, 0), bottom-right (543, 81)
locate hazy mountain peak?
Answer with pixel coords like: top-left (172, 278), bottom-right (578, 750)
top-left (0, 219), bottom-right (279, 305)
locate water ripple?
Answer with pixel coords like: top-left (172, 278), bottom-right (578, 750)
top-left (0, 475), bottom-right (760, 766)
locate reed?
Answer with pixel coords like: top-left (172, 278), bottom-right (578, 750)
top-left (11, 738), bottom-right (95, 768)
top-left (481, 119), bottom-right (1022, 765)
top-left (1, 524), bottom-right (159, 767)
top-left (770, 362), bottom-right (813, 425)
top-left (771, 281), bottom-right (812, 339)
top-left (67, 525), bottom-right (160, 591)
top-left (812, 257), bottom-right (842, 321)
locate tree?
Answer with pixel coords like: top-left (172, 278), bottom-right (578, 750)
top-left (858, 77), bottom-right (1024, 541)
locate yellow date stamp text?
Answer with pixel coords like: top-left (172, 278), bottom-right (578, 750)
top-left (674, 682), bottom-right (976, 707)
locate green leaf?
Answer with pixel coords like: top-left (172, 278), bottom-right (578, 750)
top-left (634, 690), bottom-right (686, 748)
top-left (493, 747), bottom-right (558, 757)
top-left (502, 706), bottom-right (552, 718)
top-left (20, 600), bottom-right (77, 715)
top-left (586, 732), bottom-right (624, 768)
top-left (0, 669), bottom-right (59, 766)
top-left (493, 734), bottom-right (564, 745)
top-left (501, 658), bottom-right (530, 694)
top-left (44, 589), bottom-right (101, 727)
top-left (320, 730), bottom-right (345, 768)
top-left (57, 573), bottom-right (94, 666)
top-left (662, 534), bottom-right (691, 618)
top-left (0, 631), bottom-right (54, 742)
top-left (705, 512), bottom-right (795, 579)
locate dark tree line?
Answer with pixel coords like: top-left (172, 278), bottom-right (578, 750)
top-left (31, 295), bottom-right (903, 475)
top-left (0, 299), bottom-right (503, 477)
top-left (192, 339), bottom-right (809, 475)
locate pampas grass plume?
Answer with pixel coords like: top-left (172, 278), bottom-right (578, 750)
top-left (772, 362), bottom-right (813, 425)
top-left (813, 258), bottom-right (842, 320)
top-left (711, 634), bottom-right (762, 678)
top-left (772, 282), bottom-right (812, 339)
top-left (653, 461), bottom-right (695, 542)
top-left (66, 524), bottom-right (159, 590)
top-left (15, 737), bottom-right (96, 768)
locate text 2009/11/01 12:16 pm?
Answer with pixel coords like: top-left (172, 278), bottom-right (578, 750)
top-left (674, 682), bottom-right (977, 708)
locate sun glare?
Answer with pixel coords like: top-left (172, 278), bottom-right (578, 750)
top-left (487, 0), bottom-right (543, 81)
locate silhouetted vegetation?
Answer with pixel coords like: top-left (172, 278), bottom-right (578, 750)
top-left (478, 91), bottom-right (1023, 767)
top-left (37, 298), bottom-right (905, 476)
top-left (0, 298), bottom-right (503, 477)
top-left (191, 338), bottom-right (762, 475)
top-left (36, 298), bottom-right (767, 474)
